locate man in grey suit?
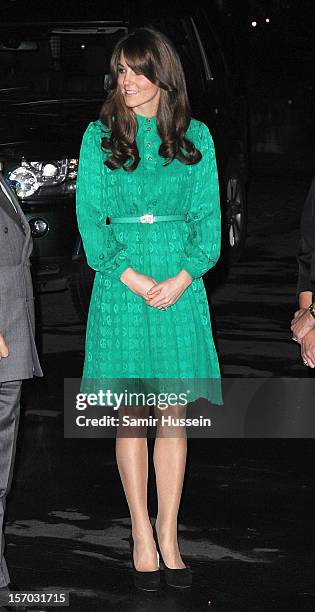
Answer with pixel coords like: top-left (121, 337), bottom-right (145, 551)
top-left (0, 171), bottom-right (43, 607)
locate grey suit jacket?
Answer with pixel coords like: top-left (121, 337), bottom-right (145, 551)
top-left (0, 174), bottom-right (43, 382)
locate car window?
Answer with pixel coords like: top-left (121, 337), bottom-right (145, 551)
top-left (145, 15), bottom-right (206, 102)
top-left (192, 9), bottom-right (230, 89)
top-left (0, 26), bottom-right (127, 98)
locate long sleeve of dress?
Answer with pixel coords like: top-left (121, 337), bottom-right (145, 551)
top-left (76, 121), bottom-right (132, 280)
top-left (178, 122), bottom-right (221, 280)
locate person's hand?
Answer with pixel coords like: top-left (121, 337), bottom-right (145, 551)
top-left (120, 267), bottom-right (160, 300)
top-left (291, 309), bottom-right (307, 343)
top-left (301, 329), bottom-right (315, 368)
top-left (145, 270), bottom-right (193, 310)
top-left (293, 308), bottom-right (308, 322)
top-left (0, 334), bottom-right (9, 359)
top-left (291, 307), bottom-right (315, 342)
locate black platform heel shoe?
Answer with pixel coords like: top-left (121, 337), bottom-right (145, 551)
top-left (128, 533), bottom-right (160, 591)
top-left (152, 524), bottom-right (192, 588)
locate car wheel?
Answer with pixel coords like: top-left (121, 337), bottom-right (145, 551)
top-left (223, 168), bottom-right (247, 263)
top-left (70, 256), bottom-right (95, 323)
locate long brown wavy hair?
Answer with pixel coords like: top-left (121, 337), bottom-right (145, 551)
top-left (99, 27), bottom-right (202, 172)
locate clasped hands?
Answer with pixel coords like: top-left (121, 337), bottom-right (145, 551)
top-left (120, 267), bottom-right (193, 310)
top-left (290, 308), bottom-right (315, 368)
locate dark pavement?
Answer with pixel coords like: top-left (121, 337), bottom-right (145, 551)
top-left (3, 168), bottom-right (315, 611)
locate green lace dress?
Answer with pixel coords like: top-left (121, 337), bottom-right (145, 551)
top-left (76, 113), bottom-right (222, 405)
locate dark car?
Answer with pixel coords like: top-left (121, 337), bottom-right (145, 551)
top-left (0, 4), bottom-right (248, 321)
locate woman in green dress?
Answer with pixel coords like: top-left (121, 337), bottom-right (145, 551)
top-left (76, 27), bottom-right (221, 590)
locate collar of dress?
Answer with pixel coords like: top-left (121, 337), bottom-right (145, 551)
top-left (134, 112), bottom-right (157, 133)
top-left (98, 113), bottom-right (158, 138)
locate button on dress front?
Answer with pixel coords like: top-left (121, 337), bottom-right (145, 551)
top-left (76, 113), bottom-right (222, 404)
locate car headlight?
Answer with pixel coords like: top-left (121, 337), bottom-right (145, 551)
top-left (8, 158), bottom-right (78, 199)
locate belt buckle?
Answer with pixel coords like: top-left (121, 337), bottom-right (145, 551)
top-left (140, 213), bottom-right (154, 224)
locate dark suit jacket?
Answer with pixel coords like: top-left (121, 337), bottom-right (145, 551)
top-left (296, 176), bottom-right (315, 298)
top-left (0, 174), bottom-right (43, 383)
top-left (296, 238), bottom-right (315, 296)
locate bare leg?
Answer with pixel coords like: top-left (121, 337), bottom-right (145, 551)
top-left (115, 405), bottom-right (158, 571)
top-left (153, 403), bottom-right (187, 568)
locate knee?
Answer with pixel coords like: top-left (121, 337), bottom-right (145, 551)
top-left (116, 405), bottom-right (150, 438)
top-left (154, 403), bottom-right (187, 421)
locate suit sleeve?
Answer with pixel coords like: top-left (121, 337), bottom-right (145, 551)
top-left (76, 121), bottom-right (132, 280)
top-left (178, 122), bottom-right (221, 280)
top-left (296, 236), bottom-right (315, 296)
